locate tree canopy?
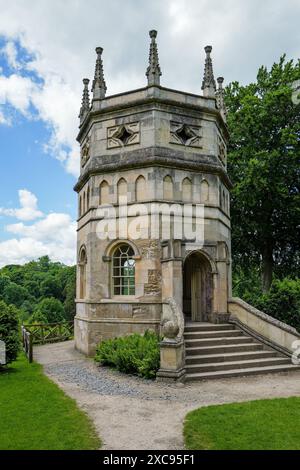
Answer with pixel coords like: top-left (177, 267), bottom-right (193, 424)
top-left (226, 55), bottom-right (300, 291)
top-left (0, 256), bottom-right (76, 324)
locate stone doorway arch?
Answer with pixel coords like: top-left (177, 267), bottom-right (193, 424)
top-left (183, 251), bottom-right (213, 322)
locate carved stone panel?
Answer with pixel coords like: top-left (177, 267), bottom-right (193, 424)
top-left (81, 136), bottom-right (90, 167)
top-left (144, 269), bottom-right (162, 296)
top-left (218, 135), bottom-right (226, 165)
top-left (170, 121), bottom-right (202, 148)
top-left (107, 122), bottom-right (140, 149)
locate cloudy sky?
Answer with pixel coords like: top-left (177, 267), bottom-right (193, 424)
top-left (0, 0), bottom-right (299, 267)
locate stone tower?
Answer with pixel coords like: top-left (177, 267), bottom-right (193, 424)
top-left (74, 31), bottom-right (232, 372)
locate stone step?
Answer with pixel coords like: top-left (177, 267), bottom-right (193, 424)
top-left (186, 342), bottom-right (264, 355)
top-left (185, 350), bottom-right (279, 364)
top-left (185, 363), bottom-right (300, 381)
top-left (184, 329), bottom-right (241, 340)
top-left (184, 323), bottom-right (233, 332)
top-left (185, 357), bottom-right (291, 374)
top-left (185, 336), bottom-right (252, 348)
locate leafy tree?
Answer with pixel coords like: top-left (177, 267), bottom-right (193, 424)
top-left (0, 275), bottom-right (10, 298)
top-left (0, 300), bottom-right (20, 364)
top-left (23, 280), bottom-right (41, 299)
top-left (3, 282), bottom-right (29, 308)
top-left (0, 258), bottom-right (77, 324)
top-left (226, 56), bottom-right (300, 292)
top-left (20, 300), bottom-right (35, 323)
top-left (40, 276), bottom-right (62, 300)
top-left (63, 266), bottom-right (76, 321)
top-left (33, 298), bottom-right (65, 324)
top-left (27, 310), bottom-right (48, 325)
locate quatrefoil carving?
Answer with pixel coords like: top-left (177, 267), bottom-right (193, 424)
top-left (107, 122), bottom-right (140, 149)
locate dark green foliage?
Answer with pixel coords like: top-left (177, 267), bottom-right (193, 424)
top-left (31, 298), bottom-right (65, 324)
top-left (0, 300), bottom-right (20, 364)
top-left (95, 330), bottom-right (160, 379)
top-left (40, 277), bottom-right (62, 300)
top-left (63, 266), bottom-right (76, 321)
top-left (2, 282), bottom-right (30, 308)
top-left (226, 55), bottom-right (300, 291)
top-left (0, 257), bottom-right (76, 324)
top-left (255, 279), bottom-right (300, 330)
top-left (233, 271), bottom-right (300, 330)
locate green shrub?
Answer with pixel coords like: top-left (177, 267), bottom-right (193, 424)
top-left (95, 330), bottom-right (160, 379)
top-left (234, 271), bottom-right (300, 331)
top-left (33, 297), bottom-right (65, 323)
top-left (0, 300), bottom-right (20, 364)
top-left (255, 279), bottom-right (300, 330)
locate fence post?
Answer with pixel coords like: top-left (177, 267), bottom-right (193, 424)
top-left (28, 331), bottom-right (33, 363)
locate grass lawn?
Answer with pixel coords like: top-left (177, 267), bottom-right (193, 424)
top-left (0, 354), bottom-right (101, 450)
top-left (184, 398), bottom-right (300, 450)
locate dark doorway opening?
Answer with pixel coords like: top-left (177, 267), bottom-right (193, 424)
top-left (183, 252), bottom-right (213, 322)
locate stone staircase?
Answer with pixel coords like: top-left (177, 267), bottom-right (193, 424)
top-left (184, 322), bottom-right (299, 381)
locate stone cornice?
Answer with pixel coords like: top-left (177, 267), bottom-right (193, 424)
top-left (77, 85), bottom-right (229, 141)
top-left (73, 146), bottom-right (233, 192)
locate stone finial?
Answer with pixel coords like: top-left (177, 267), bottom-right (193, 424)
top-left (216, 76), bottom-right (227, 121)
top-left (79, 78), bottom-right (90, 124)
top-left (146, 29), bottom-right (162, 86)
top-left (92, 47), bottom-right (107, 102)
top-left (202, 45), bottom-right (216, 97)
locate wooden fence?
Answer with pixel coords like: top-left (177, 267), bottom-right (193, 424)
top-left (22, 321), bottom-right (74, 363)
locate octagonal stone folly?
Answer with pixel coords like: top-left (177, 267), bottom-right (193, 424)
top-left (74, 33), bottom-right (232, 380)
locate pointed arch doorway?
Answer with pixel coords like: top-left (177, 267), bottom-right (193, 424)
top-left (183, 252), bottom-right (213, 322)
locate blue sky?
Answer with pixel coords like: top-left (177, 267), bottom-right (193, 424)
top-left (0, 0), bottom-right (299, 266)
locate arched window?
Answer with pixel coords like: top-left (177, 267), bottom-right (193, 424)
top-left (79, 247), bottom-right (87, 299)
top-left (100, 180), bottom-right (109, 205)
top-left (87, 187), bottom-right (90, 211)
top-left (117, 178), bottom-right (127, 203)
top-left (135, 175), bottom-right (146, 202)
top-left (112, 243), bottom-right (135, 296)
top-left (163, 175), bottom-right (173, 200)
top-left (182, 177), bottom-right (192, 202)
top-left (83, 191), bottom-right (86, 214)
top-left (201, 179), bottom-right (209, 202)
top-left (79, 196), bottom-right (82, 217)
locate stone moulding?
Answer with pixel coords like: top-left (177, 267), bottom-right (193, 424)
top-left (73, 146), bottom-right (233, 192)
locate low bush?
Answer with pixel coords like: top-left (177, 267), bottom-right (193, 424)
top-left (255, 278), bottom-right (300, 330)
top-left (233, 271), bottom-right (300, 331)
top-left (0, 300), bottom-right (20, 364)
top-left (95, 330), bottom-right (160, 379)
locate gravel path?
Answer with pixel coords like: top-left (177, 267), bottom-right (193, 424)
top-left (34, 341), bottom-right (300, 450)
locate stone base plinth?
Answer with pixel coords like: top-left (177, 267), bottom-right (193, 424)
top-left (157, 339), bottom-right (186, 383)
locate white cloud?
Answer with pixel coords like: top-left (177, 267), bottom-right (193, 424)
top-left (0, 0), bottom-right (299, 179)
top-left (0, 189), bottom-right (43, 221)
top-left (0, 192), bottom-right (76, 267)
top-left (0, 74), bottom-right (38, 116)
top-left (1, 40), bottom-right (19, 69)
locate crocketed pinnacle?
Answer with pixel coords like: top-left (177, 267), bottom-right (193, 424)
top-left (146, 30), bottom-right (162, 86)
top-left (202, 45), bottom-right (216, 97)
top-left (92, 47), bottom-right (107, 100)
top-left (216, 76), bottom-right (227, 121)
top-left (79, 78), bottom-right (90, 124)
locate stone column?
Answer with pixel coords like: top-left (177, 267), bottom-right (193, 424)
top-left (161, 240), bottom-right (183, 310)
